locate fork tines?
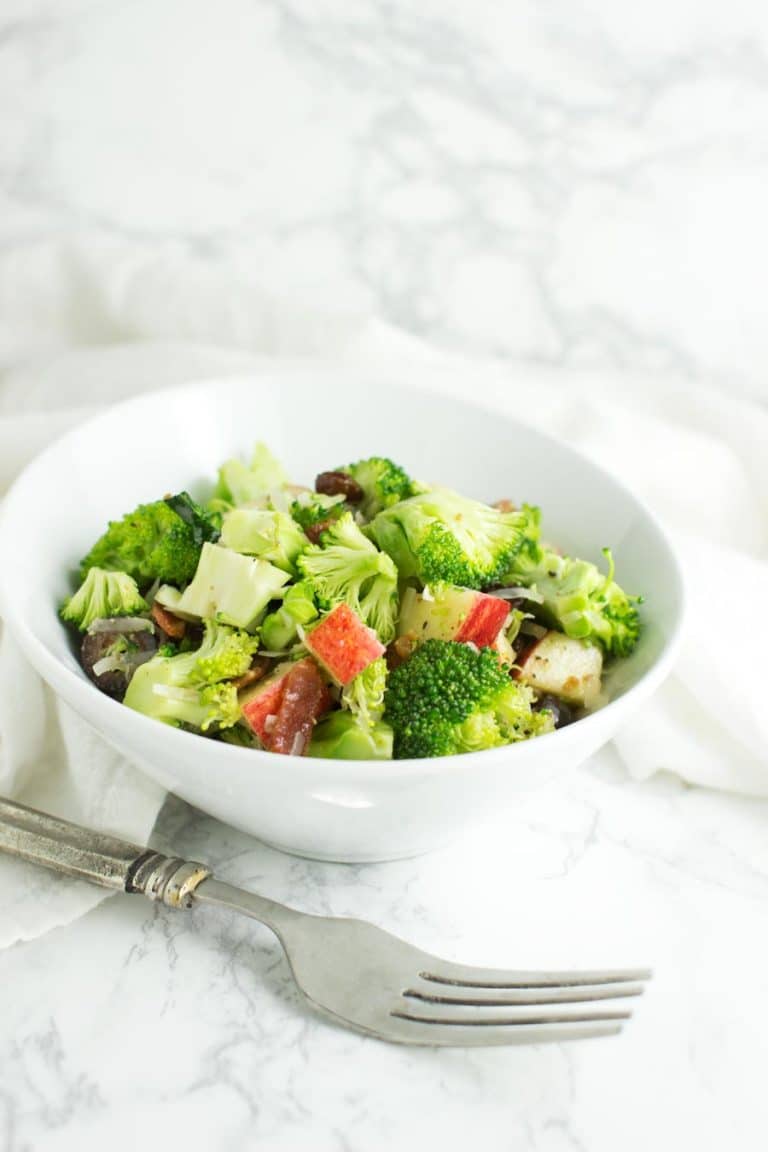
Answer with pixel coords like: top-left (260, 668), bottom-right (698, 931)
top-left (391, 964), bottom-right (650, 1046)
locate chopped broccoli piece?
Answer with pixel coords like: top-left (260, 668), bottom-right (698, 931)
top-left (123, 619), bottom-right (254, 732)
top-left (338, 456), bottom-right (418, 519)
top-left (290, 491), bottom-right (347, 532)
top-left (307, 711), bottom-right (394, 760)
top-left (60, 567), bottom-right (147, 632)
top-left (125, 676), bottom-right (239, 733)
top-left (106, 634), bottom-right (141, 658)
top-left (155, 542), bottom-right (289, 631)
top-left (503, 546), bottom-right (640, 657)
top-left (296, 513), bottom-right (399, 644)
top-left (220, 508), bottom-right (307, 573)
top-left (187, 619), bottom-right (260, 683)
top-left (384, 639), bottom-right (554, 759)
top-left (260, 580), bottom-right (319, 651)
top-left (505, 606), bottom-right (528, 647)
top-left (81, 492), bottom-right (218, 588)
top-left (370, 489), bottom-right (538, 590)
top-left (163, 492), bottom-right (221, 548)
top-left (341, 656), bottom-right (387, 729)
top-left (212, 442), bottom-right (290, 508)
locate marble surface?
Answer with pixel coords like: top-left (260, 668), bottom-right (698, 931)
top-left (2, 1), bottom-right (768, 399)
top-left (2, 752), bottom-right (768, 1151)
top-left (2, 1), bottom-right (768, 1149)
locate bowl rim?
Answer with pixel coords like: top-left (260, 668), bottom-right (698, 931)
top-left (0, 368), bottom-right (686, 781)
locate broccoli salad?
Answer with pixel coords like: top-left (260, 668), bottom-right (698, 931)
top-left (60, 445), bottom-right (641, 760)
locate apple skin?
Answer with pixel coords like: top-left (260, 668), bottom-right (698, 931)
top-left (398, 585), bottom-right (510, 649)
top-left (455, 595), bottom-right (511, 647)
top-left (240, 661), bottom-right (294, 742)
top-left (305, 603), bottom-right (386, 686)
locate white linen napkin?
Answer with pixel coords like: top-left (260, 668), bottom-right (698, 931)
top-left (1, 342), bottom-right (767, 951)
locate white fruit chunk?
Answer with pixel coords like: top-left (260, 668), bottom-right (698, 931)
top-left (518, 631), bottom-right (602, 707)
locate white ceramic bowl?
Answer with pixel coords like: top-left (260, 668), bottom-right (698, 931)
top-left (0, 370), bottom-right (684, 861)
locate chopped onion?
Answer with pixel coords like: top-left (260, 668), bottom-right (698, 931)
top-left (92, 656), bottom-right (127, 677)
top-left (88, 616), bottom-right (154, 635)
top-left (290, 732), bottom-right (306, 756)
top-left (520, 620), bottom-right (547, 639)
top-left (264, 714), bottom-right (277, 733)
top-left (491, 587), bottom-right (544, 604)
top-left (92, 648), bottom-right (154, 681)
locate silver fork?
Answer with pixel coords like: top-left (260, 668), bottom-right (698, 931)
top-left (0, 797), bottom-right (649, 1047)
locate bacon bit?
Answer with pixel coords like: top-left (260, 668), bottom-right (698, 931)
top-left (266, 658), bottom-right (332, 756)
top-left (493, 499), bottom-right (517, 513)
top-left (151, 601), bottom-right (186, 640)
top-left (386, 634), bottom-right (415, 671)
top-left (232, 656), bottom-right (271, 691)
top-left (304, 517), bottom-right (335, 544)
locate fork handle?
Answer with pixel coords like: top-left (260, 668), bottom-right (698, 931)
top-left (0, 796), bottom-right (211, 908)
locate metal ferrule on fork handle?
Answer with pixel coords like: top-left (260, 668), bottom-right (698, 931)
top-left (127, 853), bottom-right (212, 908)
top-left (0, 796), bottom-right (210, 909)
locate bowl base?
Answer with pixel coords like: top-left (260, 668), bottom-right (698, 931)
top-left (256, 834), bottom-right (454, 865)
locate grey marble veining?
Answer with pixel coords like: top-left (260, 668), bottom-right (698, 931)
top-left (2, 2), bottom-right (768, 396)
top-left (2, 753), bottom-right (768, 1151)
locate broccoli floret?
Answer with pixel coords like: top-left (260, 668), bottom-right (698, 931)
top-left (187, 619), bottom-right (260, 683)
top-left (125, 675), bottom-right (239, 733)
top-left (290, 491), bottom-right (347, 532)
top-left (220, 509), bottom-right (307, 573)
top-left (211, 442), bottom-right (290, 508)
top-left (296, 513), bottom-right (399, 644)
top-left (155, 542), bottom-right (290, 631)
top-left (341, 656), bottom-right (387, 729)
top-left (163, 492), bottom-right (222, 548)
top-left (370, 489), bottom-right (538, 590)
top-left (338, 456), bottom-right (418, 520)
top-left (260, 580), bottom-right (319, 651)
top-left (81, 492), bottom-right (219, 588)
top-left (60, 567), bottom-right (147, 632)
top-left (307, 711), bottom-right (394, 760)
top-left (384, 639), bottom-right (554, 759)
top-left (503, 546), bottom-right (640, 658)
top-left (123, 618), bottom-right (257, 731)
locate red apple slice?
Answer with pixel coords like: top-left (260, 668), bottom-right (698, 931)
top-left (240, 661), bottom-right (294, 742)
top-left (455, 594), bottom-right (511, 647)
top-left (398, 585), bottom-right (510, 649)
top-left (305, 603), bottom-right (385, 686)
